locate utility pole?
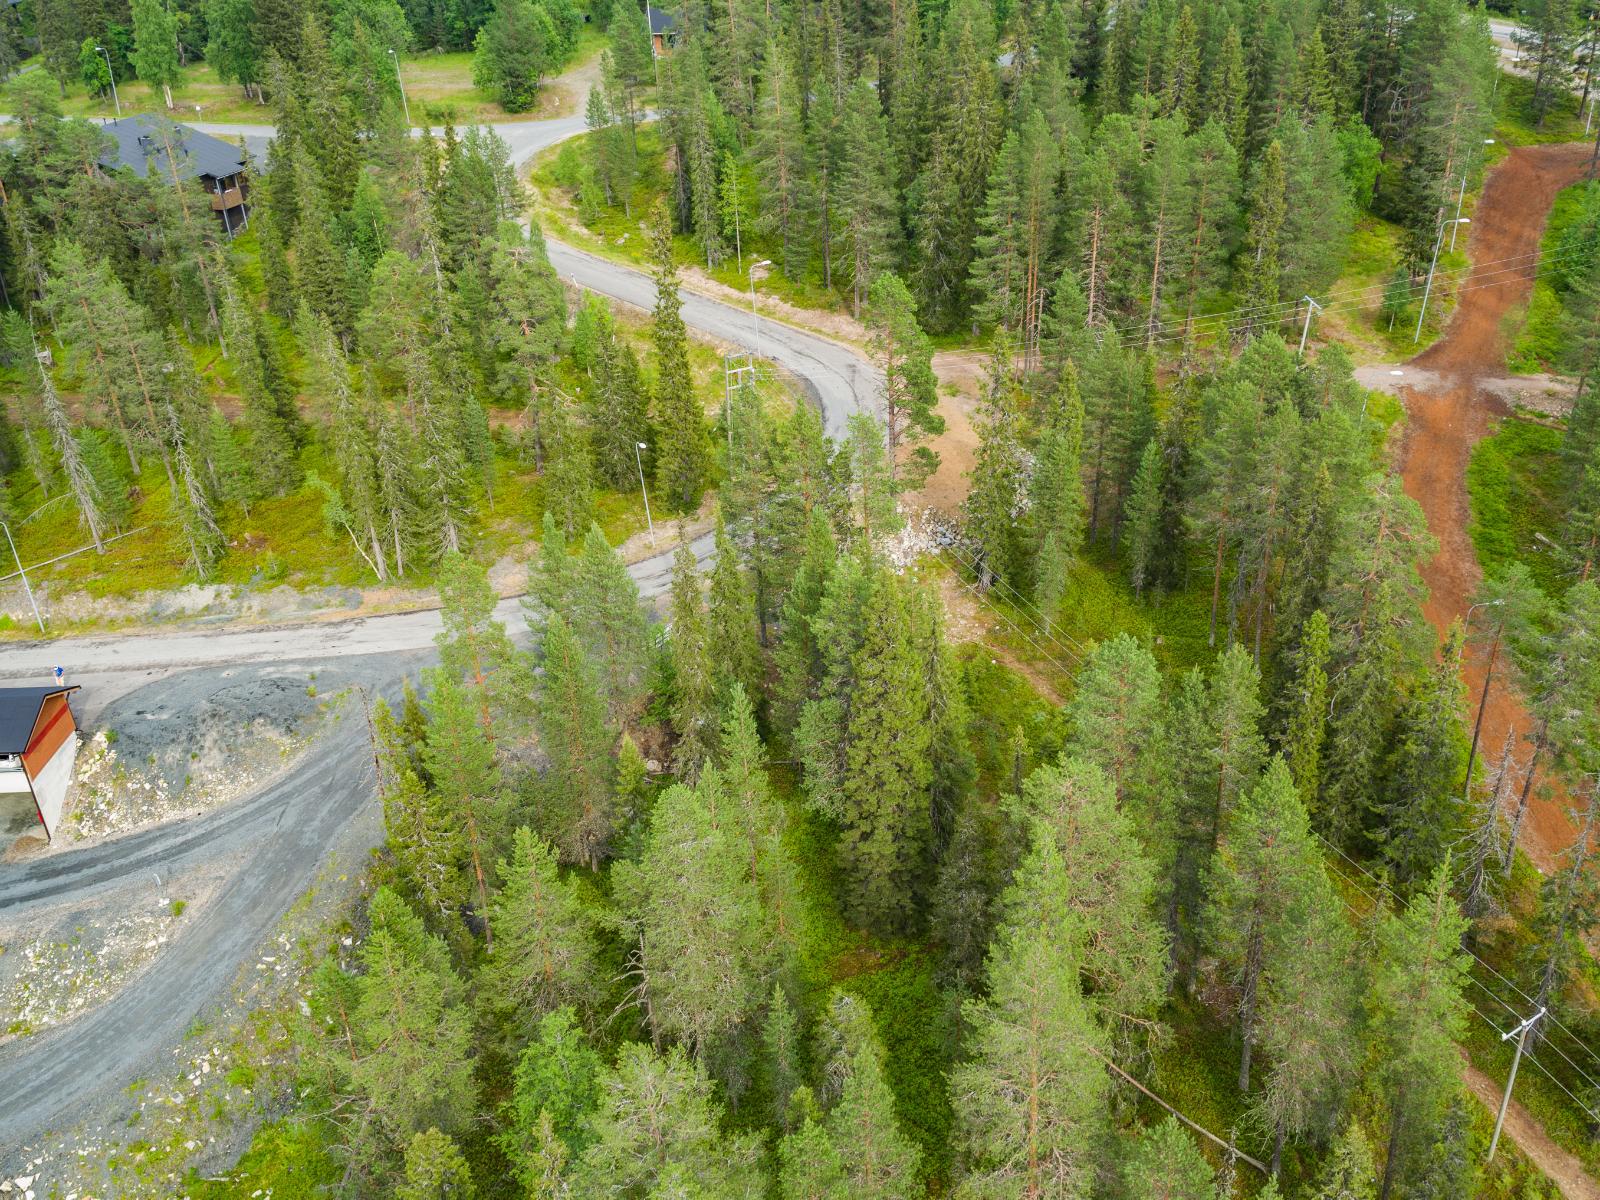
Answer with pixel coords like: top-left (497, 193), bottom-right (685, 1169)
top-left (95, 46), bottom-right (121, 118)
top-left (634, 441), bottom-right (655, 545)
top-left (1297, 296), bottom-right (1323, 357)
top-left (1462, 598), bottom-right (1506, 814)
top-left (0, 518), bottom-right (43, 634)
top-left (1416, 215), bottom-right (1470, 343)
top-left (387, 49), bottom-right (411, 128)
top-left (1489, 1006), bottom-right (1546, 1162)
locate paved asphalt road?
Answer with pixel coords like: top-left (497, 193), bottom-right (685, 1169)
top-left (0, 75), bottom-right (876, 1159)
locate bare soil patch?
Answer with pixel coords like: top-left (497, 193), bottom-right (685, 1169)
top-left (1397, 142), bottom-right (1596, 871)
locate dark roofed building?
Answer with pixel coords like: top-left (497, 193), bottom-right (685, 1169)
top-left (98, 114), bottom-right (250, 235)
top-left (647, 4), bottom-right (678, 56)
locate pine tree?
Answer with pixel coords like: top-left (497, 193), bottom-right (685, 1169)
top-left (950, 825), bottom-right (1107, 1197)
top-left (572, 1043), bottom-right (765, 1194)
top-left (752, 42), bottom-right (814, 279)
top-left (1516, 0), bottom-right (1579, 128)
top-left (866, 271), bottom-right (943, 491)
top-left (1011, 755), bottom-right (1170, 1030)
top-left (375, 697), bottom-right (459, 923)
top-left (649, 207), bottom-right (709, 511)
top-left (534, 613), bottom-right (616, 867)
top-left (613, 772), bottom-right (774, 1057)
top-left (344, 888), bottom-right (476, 1143)
top-left (422, 670), bottom-right (504, 945)
top-left (483, 828), bottom-right (604, 1034)
top-left (540, 395), bottom-right (595, 536)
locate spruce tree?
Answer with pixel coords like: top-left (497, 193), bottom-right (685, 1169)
top-left (500, 1007), bottom-right (604, 1190)
top-left (534, 613), bottom-right (616, 867)
top-left (708, 515), bottom-right (764, 708)
top-left (969, 109), bottom-right (1059, 361)
top-left (568, 523), bottom-right (651, 717)
top-left (834, 80), bottom-right (899, 319)
top-left (1369, 864), bottom-right (1471, 1200)
top-left (395, 1129), bottom-right (474, 1200)
top-left (1240, 141), bottom-right (1287, 334)
top-left (1123, 439), bottom-right (1165, 596)
top-left (1124, 1119), bottom-right (1216, 1200)
top-left (649, 207), bottom-right (709, 511)
top-left (669, 538), bottom-right (718, 776)
top-left (435, 550), bottom-right (529, 744)
top-left (1030, 366), bottom-right (1086, 631)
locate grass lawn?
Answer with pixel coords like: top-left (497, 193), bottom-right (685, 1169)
top-left (1465, 414), bottom-right (1567, 593)
top-left (3, 30), bottom-right (606, 126)
top-left (1508, 180), bottom-right (1593, 374)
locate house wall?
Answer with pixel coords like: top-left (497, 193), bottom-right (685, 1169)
top-left (28, 733), bottom-right (78, 839)
top-left (22, 692), bottom-right (74, 778)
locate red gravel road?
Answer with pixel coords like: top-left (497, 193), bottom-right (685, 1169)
top-left (1401, 142), bottom-right (1596, 871)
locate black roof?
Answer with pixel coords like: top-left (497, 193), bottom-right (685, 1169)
top-left (0, 685), bottom-right (78, 755)
top-left (647, 4), bottom-right (677, 34)
top-left (97, 114), bottom-right (246, 182)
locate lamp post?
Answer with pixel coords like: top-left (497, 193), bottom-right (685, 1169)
top-left (747, 258), bottom-right (771, 355)
top-left (1461, 598), bottom-right (1507, 814)
top-left (0, 517), bottom-right (44, 634)
top-left (387, 49), bottom-right (412, 128)
top-left (1451, 140), bottom-right (1496, 253)
top-left (1415, 215), bottom-right (1470, 343)
top-left (634, 441), bottom-right (655, 545)
top-left (95, 46), bottom-right (121, 118)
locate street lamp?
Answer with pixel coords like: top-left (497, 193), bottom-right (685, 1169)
top-left (1450, 140), bottom-right (1496, 253)
top-left (387, 49), bottom-right (412, 128)
top-left (634, 441), bottom-right (655, 545)
top-left (0, 517), bottom-right (44, 634)
top-left (1461, 598), bottom-right (1507, 815)
top-left (1415, 216), bottom-right (1470, 343)
top-left (747, 258), bottom-right (771, 356)
top-left (95, 46), bottom-right (121, 119)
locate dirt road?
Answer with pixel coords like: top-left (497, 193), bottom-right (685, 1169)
top-left (1401, 142), bottom-right (1595, 869)
top-left (1464, 1061), bottom-right (1600, 1200)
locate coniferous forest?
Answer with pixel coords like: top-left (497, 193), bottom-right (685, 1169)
top-left (8, 0), bottom-right (1600, 1197)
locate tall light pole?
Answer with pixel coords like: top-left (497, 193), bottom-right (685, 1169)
top-left (387, 49), bottom-right (412, 128)
top-left (1451, 140), bottom-right (1496, 253)
top-left (1415, 215), bottom-right (1470, 343)
top-left (95, 46), bottom-right (121, 118)
top-left (0, 517), bottom-right (44, 634)
top-left (1461, 598), bottom-right (1507, 815)
top-left (1489, 1006), bottom-right (1546, 1161)
top-left (747, 258), bottom-right (771, 356)
top-left (634, 441), bottom-right (655, 545)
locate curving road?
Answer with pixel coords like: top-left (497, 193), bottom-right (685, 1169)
top-left (0, 74), bottom-right (877, 1161)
